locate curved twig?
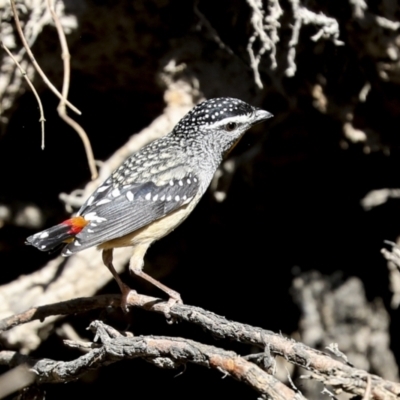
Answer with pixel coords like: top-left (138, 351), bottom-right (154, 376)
top-left (46, 0), bottom-right (98, 179)
top-left (10, 0), bottom-right (81, 115)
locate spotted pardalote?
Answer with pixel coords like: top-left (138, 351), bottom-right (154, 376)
top-left (26, 97), bottom-right (273, 307)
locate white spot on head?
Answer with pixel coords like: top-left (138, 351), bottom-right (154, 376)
top-left (175, 195), bottom-right (180, 201)
top-left (153, 195), bottom-right (158, 201)
top-left (126, 191), bottom-right (134, 202)
top-left (40, 231), bottom-right (49, 239)
top-left (145, 193), bottom-right (151, 200)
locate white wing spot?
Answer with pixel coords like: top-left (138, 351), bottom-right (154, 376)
top-left (152, 195), bottom-right (158, 201)
top-left (87, 196), bottom-right (95, 206)
top-left (88, 229), bottom-right (94, 233)
top-left (175, 195), bottom-right (180, 201)
top-left (187, 179), bottom-right (191, 184)
top-left (169, 180), bottom-right (174, 186)
top-left (74, 240), bottom-right (81, 247)
top-left (85, 212), bottom-right (107, 223)
top-left (40, 245), bottom-right (46, 249)
top-left (111, 188), bottom-right (120, 198)
top-left (126, 191), bottom-right (134, 202)
top-left (194, 178), bottom-right (198, 183)
top-left (183, 195), bottom-right (187, 200)
top-left (39, 231), bottom-right (49, 239)
top-left (179, 180), bottom-right (183, 186)
top-left (91, 223), bottom-right (97, 227)
top-left (97, 199), bottom-right (111, 206)
top-left (97, 185), bottom-right (110, 193)
top-left (64, 249), bottom-right (72, 256)
top-left (145, 193), bottom-right (151, 200)
top-left (166, 195), bottom-right (172, 201)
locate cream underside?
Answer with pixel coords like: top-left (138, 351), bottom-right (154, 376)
top-left (97, 196), bottom-right (199, 251)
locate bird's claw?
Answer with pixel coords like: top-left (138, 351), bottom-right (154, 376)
top-left (119, 284), bottom-right (136, 313)
top-left (164, 293), bottom-right (183, 324)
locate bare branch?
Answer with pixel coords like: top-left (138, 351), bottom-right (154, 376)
top-left (246, 0), bottom-right (283, 88)
top-left (381, 242), bottom-right (400, 309)
top-left (9, 0), bottom-right (81, 115)
top-left (0, 363), bottom-right (36, 399)
top-left (46, 0), bottom-right (98, 179)
top-left (1, 292), bottom-right (399, 399)
top-left (0, 321), bottom-right (298, 400)
top-left (360, 189), bottom-right (400, 211)
top-left (0, 294), bottom-right (119, 332)
top-left (349, 0), bottom-right (367, 19)
top-left (286, 0), bottom-right (343, 77)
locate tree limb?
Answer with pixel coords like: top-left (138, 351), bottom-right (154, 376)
top-left (0, 320), bottom-right (299, 400)
top-left (0, 292), bottom-right (398, 399)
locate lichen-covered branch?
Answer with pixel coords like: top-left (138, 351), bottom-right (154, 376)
top-left (0, 321), bottom-right (299, 400)
top-left (0, 292), bottom-right (398, 399)
top-left (246, 0), bottom-right (283, 88)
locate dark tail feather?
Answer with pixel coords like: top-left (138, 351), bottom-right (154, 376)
top-left (26, 223), bottom-right (74, 252)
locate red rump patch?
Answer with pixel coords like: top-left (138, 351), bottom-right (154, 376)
top-left (62, 216), bottom-right (89, 235)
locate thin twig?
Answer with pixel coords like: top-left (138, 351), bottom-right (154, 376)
top-left (46, 0), bottom-right (98, 179)
top-left (1, 41), bottom-right (46, 147)
top-left (363, 375), bottom-right (372, 400)
top-left (194, 0), bottom-right (234, 55)
top-left (0, 294), bottom-right (119, 332)
top-left (10, 0), bottom-right (81, 115)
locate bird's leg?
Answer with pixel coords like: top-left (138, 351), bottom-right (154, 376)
top-left (102, 249), bottom-right (133, 312)
top-left (129, 247), bottom-right (182, 320)
top-left (131, 268), bottom-right (182, 305)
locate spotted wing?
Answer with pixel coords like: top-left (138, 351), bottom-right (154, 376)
top-left (62, 174), bottom-right (200, 255)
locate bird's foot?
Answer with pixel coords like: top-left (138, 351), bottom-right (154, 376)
top-left (164, 291), bottom-right (183, 324)
top-left (119, 283), bottom-right (137, 313)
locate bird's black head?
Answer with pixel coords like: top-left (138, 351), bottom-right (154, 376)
top-left (172, 97), bottom-right (273, 158)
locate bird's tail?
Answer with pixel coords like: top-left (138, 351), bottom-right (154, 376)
top-left (25, 216), bottom-right (88, 252)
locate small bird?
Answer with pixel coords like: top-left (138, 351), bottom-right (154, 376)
top-left (26, 98), bottom-right (272, 309)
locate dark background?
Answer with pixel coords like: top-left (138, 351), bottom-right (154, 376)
top-left (1, 0), bottom-right (400, 398)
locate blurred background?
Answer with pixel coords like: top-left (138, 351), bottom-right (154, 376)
top-left (1, 0), bottom-right (400, 398)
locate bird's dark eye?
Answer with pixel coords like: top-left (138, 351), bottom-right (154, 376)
top-left (225, 122), bottom-right (237, 131)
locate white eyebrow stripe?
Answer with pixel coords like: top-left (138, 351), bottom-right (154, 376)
top-left (206, 114), bottom-right (252, 130)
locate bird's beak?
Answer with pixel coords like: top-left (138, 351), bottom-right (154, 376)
top-left (252, 109), bottom-right (273, 125)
